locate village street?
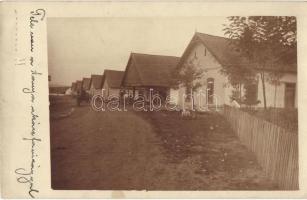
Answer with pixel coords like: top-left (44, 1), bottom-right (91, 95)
top-left (50, 97), bottom-right (278, 190)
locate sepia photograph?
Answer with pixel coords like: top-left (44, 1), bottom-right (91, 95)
top-left (48, 16), bottom-right (298, 191)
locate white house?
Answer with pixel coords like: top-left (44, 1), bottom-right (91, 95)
top-left (174, 32), bottom-right (297, 110)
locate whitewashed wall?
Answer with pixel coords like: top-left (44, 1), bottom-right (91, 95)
top-left (177, 42), bottom-right (232, 110)
top-left (257, 72), bottom-right (297, 108)
top-left (176, 42), bottom-right (297, 109)
top-left (169, 88), bottom-right (179, 104)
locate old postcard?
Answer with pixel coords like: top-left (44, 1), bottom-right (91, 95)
top-left (1, 1), bottom-right (307, 199)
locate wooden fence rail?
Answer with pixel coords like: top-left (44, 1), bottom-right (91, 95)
top-left (223, 106), bottom-right (299, 190)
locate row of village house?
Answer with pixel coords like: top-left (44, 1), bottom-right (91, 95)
top-left (70, 32), bottom-right (297, 109)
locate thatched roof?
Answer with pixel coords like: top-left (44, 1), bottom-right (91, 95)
top-left (178, 32), bottom-right (297, 73)
top-left (122, 53), bottom-right (180, 87)
top-left (90, 74), bottom-right (104, 89)
top-left (103, 70), bottom-right (124, 89)
top-left (82, 78), bottom-right (91, 90)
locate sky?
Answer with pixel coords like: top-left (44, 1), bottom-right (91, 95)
top-left (47, 17), bottom-right (228, 86)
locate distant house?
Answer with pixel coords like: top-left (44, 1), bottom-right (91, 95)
top-left (71, 82), bottom-right (77, 95)
top-left (102, 70), bottom-right (124, 99)
top-left (89, 74), bottom-right (104, 97)
top-left (49, 86), bottom-right (70, 95)
top-left (75, 80), bottom-right (83, 96)
top-left (121, 52), bottom-right (180, 102)
top-left (174, 32), bottom-right (297, 109)
top-left (82, 78), bottom-right (91, 94)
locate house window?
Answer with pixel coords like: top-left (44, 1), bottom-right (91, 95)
top-left (207, 78), bottom-right (214, 104)
top-left (285, 83), bottom-right (296, 108)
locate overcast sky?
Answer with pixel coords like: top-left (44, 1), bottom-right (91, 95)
top-left (47, 17), bottom-right (227, 86)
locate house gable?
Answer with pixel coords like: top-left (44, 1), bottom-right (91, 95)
top-left (122, 55), bottom-right (144, 87)
top-left (76, 80), bottom-right (82, 93)
top-left (183, 41), bottom-right (222, 70)
top-left (82, 78), bottom-right (91, 90)
top-left (185, 42), bottom-right (230, 106)
top-left (71, 82), bottom-right (76, 91)
top-left (90, 74), bottom-right (104, 90)
top-left (103, 70), bottom-right (124, 89)
top-left (176, 34), bottom-right (235, 107)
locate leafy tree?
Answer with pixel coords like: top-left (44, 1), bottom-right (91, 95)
top-left (268, 71), bottom-right (283, 108)
top-left (221, 60), bottom-right (255, 104)
top-left (172, 59), bottom-right (204, 108)
top-left (243, 82), bottom-right (261, 107)
top-left (223, 16), bottom-right (297, 109)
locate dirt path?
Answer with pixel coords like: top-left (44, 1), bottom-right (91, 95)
top-left (50, 98), bottom-right (278, 190)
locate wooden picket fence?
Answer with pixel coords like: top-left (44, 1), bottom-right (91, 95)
top-left (223, 106), bottom-right (299, 190)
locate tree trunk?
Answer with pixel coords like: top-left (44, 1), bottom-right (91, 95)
top-left (260, 72), bottom-right (267, 110)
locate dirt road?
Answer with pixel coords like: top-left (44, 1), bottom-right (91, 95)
top-left (50, 97), bottom-right (278, 190)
